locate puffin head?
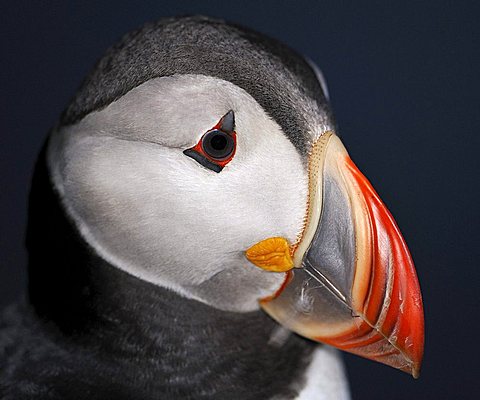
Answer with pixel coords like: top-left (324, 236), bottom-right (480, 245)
top-left (46, 16), bottom-right (424, 377)
top-left (48, 74), bottom-right (308, 312)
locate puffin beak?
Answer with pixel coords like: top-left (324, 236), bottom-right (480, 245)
top-left (247, 132), bottom-right (424, 377)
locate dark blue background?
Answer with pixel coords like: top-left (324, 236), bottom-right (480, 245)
top-left (1, 1), bottom-right (479, 399)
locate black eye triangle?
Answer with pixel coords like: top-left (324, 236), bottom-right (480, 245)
top-left (219, 110), bottom-right (235, 133)
top-left (183, 149), bottom-right (223, 173)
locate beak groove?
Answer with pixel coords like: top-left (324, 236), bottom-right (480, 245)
top-left (260, 132), bottom-right (424, 377)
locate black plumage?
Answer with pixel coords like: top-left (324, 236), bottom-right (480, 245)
top-left (61, 15), bottom-right (331, 156)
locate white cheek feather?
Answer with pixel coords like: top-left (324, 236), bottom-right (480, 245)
top-left (48, 75), bottom-right (308, 312)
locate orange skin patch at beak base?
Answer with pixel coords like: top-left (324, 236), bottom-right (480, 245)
top-left (245, 237), bottom-right (294, 272)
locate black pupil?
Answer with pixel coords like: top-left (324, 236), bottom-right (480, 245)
top-left (210, 134), bottom-right (227, 150)
top-left (203, 130), bottom-right (234, 160)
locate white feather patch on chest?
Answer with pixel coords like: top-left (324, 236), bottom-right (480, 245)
top-left (294, 346), bottom-right (350, 400)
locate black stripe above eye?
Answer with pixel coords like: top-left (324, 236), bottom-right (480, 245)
top-left (183, 149), bottom-right (223, 173)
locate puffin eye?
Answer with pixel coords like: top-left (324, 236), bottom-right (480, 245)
top-left (201, 130), bottom-right (235, 160)
top-left (183, 110), bottom-right (237, 173)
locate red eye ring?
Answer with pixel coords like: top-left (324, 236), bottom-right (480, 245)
top-left (183, 110), bottom-right (237, 173)
top-left (193, 129), bottom-right (237, 167)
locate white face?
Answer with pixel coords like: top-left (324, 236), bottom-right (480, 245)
top-left (48, 74), bottom-right (310, 312)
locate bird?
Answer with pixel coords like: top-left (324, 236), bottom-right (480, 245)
top-left (0, 16), bottom-right (424, 400)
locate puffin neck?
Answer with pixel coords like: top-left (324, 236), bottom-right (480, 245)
top-left (25, 144), bottom-right (315, 398)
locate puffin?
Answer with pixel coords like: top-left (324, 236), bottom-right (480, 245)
top-left (0, 16), bottom-right (424, 400)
